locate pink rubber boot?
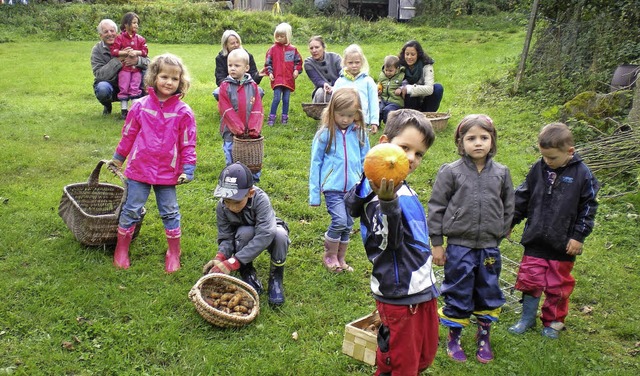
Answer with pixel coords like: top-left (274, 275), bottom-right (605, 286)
top-left (114, 225), bottom-right (136, 269)
top-left (323, 234), bottom-right (341, 272)
top-left (165, 228), bottom-right (181, 273)
top-left (337, 241), bottom-right (354, 272)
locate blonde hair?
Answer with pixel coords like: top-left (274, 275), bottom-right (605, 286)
top-left (220, 30), bottom-right (242, 56)
top-left (274, 23), bottom-right (293, 45)
top-left (319, 88), bottom-right (366, 153)
top-left (342, 44), bottom-right (369, 75)
top-left (144, 54), bottom-right (191, 97)
top-left (228, 48), bottom-right (249, 65)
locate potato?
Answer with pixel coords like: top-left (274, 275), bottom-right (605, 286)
top-left (220, 292), bottom-right (235, 302)
top-left (240, 297), bottom-right (254, 309)
top-left (233, 305), bottom-right (248, 313)
top-left (227, 294), bottom-right (242, 309)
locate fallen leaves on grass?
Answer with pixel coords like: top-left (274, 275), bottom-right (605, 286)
top-left (579, 305), bottom-right (594, 314)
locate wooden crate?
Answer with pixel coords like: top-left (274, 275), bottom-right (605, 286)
top-left (342, 311), bottom-right (379, 366)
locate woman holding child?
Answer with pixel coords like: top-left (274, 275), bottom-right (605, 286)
top-left (399, 40), bottom-right (444, 112)
top-left (304, 36), bottom-right (342, 103)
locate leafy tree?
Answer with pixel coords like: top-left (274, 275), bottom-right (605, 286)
top-left (521, 0), bottom-right (640, 104)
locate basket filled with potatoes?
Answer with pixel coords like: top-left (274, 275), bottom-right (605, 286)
top-left (188, 273), bottom-right (260, 328)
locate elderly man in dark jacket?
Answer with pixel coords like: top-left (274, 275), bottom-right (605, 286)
top-left (91, 19), bottom-right (149, 115)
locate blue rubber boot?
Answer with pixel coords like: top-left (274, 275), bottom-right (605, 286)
top-left (542, 321), bottom-right (563, 339)
top-left (268, 261), bottom-right (285, 306)
top-left (508, 294), bottom-right (540, 334)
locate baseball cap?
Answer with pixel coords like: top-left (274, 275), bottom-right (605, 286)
top-left (213, 162), bottom-right (254, 200)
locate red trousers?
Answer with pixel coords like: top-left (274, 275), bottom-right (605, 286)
top-left (515, 255), bottom-right (575, 326)
top-left (375, 299), bottom-right (439, 376)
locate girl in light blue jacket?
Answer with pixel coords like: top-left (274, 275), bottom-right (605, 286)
top-left (334, 44), bottom-right (380, 133)
top-left (309, 88), bottom-right (370, 272)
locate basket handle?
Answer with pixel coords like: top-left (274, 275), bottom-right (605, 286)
top-left (89, 159), bottom-right (129, 216)
top-left (88, 160), bottom-right (127, 185)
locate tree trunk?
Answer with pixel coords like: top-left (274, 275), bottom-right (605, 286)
top-left (629, 82), bottom-right (640, 126)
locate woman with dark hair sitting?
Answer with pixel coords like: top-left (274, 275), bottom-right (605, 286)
top-left (399, 40), bottom-right (444, 112)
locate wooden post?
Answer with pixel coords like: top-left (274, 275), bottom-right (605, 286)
top-left (513, 0), bottom-right (540, 93)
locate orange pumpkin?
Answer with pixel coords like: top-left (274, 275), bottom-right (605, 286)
top-left (363, 143), bottom-right (409, 187)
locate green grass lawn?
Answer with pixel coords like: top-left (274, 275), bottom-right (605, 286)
top-left (0, 27), bottom-right (638, 375)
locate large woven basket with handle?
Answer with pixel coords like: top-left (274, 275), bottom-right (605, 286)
top-left (188, 273), bottom-right (260, 328)
top-left (232, 135), bottom-right (264, 173)
top-left (58, 160), bottom-right (145, 246)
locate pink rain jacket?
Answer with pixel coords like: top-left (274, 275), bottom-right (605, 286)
top-left (115, 88), bottom-right (197, 185)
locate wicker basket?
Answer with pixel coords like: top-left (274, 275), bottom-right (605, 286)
top-left (188, 274), bottom-right (260, 328)
top-left (342, 310), bottom-right (380, 366)
top-left (232, 136), bottom-right (264, 173)
top-left (58, 160), bottom-right (145, 246)
top-left (423, 111), bottom-right (451, 132)
top-left (301, 103), bottom-right (328, 120)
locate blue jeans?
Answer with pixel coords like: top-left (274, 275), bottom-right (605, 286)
top-left (119, 179), bottom-right (181, 230)
top-left (380, 101), bottom-right (402, 124)
top-left (324, 191), bottom-right (353, 242)
top-left (94, 81), bottom-right (115, 107)
top-left (270, 86), bottom-right (291, 116)
top-left (404, 83), bottom-right (444, 112)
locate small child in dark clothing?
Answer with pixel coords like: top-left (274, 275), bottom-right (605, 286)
top-left (508, 122), bottom-right (599, 339)
top-left (345, 109), bottom-right (438, 375)
top-left (203, 162), bottom-right (290, 306)
top-left (377, 55), bottom-right (405, 125)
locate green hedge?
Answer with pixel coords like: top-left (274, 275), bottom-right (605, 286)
top-left (0, 2), bottom-right (419, 45)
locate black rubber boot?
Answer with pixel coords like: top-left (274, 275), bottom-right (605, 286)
top-left (268, 262), bottom-right (285, 306)
top-left (102, 102), bottom-right (112, 115)
top-left (239, 262), bottom-right (263, 295)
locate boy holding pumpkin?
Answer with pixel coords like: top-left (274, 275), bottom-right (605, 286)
top-left (345, 109), bottom-right (439, 375)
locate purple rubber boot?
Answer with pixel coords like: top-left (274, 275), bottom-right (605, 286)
top-left (447, 327), bottom-right (467, 362)
top-left (476, 320), bottom-right (494, 363)
top-left (267, 114), bottom-right (276, 126)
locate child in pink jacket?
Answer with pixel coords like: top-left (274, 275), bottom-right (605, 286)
top-left (108, 54), bottom-right (196, 274)
top-left (110, 12), bottom-right (149, 119)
